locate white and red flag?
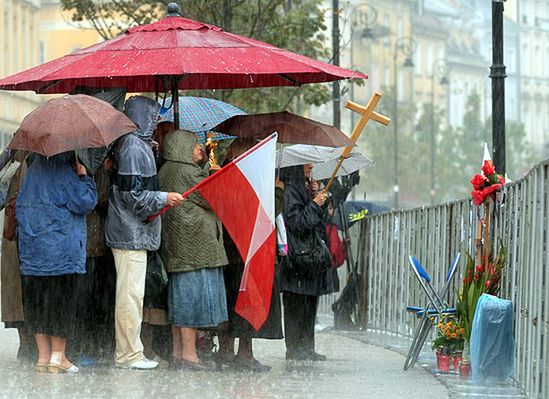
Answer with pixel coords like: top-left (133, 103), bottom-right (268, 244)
top-left (149, 133), bottom-right (277, 330)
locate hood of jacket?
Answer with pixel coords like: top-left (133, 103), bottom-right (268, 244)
top-left (279, 165), bottom-right (304, 182)
top-left (163, 130), bottom-right (198, 165)
top-left (124, 96), bottom-right (161, 142)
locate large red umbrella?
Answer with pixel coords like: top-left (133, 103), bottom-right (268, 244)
top-left (0, 4), bottom-right (366, 95)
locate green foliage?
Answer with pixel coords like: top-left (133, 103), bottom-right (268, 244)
top-left (59, 0), bottom-right (340, 112)
top-left (457, 245), bottom-right (506, 342)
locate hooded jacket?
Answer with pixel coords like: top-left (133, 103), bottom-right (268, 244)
top-left (158, 130), bottom-right (227, 273)
top-left (105, 96), bottom-right (168, 251)
top-left (16, 153), bottom-right (98, 276)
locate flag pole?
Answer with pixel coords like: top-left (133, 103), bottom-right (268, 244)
top-left (322, 92), bottom-right (391, 194)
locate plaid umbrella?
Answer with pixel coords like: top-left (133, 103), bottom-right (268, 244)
top-left (158, 96), bottom-right (244, 142)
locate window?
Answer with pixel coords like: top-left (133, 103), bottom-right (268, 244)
top-left (384, 15), bottom-right (391, 47)
top-left (427, 44), bottom-right (433, 76)
top-left (415, 43), bottom-right (422, 75)
top-left (384, 66), bottom-right (391, 87)
top-left (397, 70), bottom-right (404, 101)
top-left (397, 16), bottom-right (403, 40)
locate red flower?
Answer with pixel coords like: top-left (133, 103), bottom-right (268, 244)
top-left (482, 183), bottom-right (502, 195)
top-left (472, 189), bottom-right (486, 206)
top-left (476, 264), bottom-right (484, 273)
top-left (474, 272), bottom-right (480, 281)
top-left (471, 174), bottom-right (486, 190)
top-left (498, 175), bottom-right (506, 185)
top-left (485, 280), bottom-right (491, 288)
top-left (482, 160), bottom-right (496, 176)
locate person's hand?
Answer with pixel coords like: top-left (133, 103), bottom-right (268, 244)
top-left (167, 192), bottom-right (184, 207)
top-left (102, 157), bottom-right (114, 173)
top-left (75, 160), bottom-right (87, 177)
top-left (209, 164), bottom-right (221, 172)
top-left (313, 192), bottom-right (328, 207)
top-left (310, 179), bottom-right (320, 193)
top-left (275, 176), bottom-right (284, 189)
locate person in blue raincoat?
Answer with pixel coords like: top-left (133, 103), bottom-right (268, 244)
top-left (105, 96), bottom-right (184, 370)
top-left (16, 153), bottom-right (98, 373)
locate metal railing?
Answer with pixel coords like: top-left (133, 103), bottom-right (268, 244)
top-left (351, 160), bottom-right (549, 398)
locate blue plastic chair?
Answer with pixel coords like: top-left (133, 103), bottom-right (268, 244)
top-left (403, 252), bottom-right (461, 370)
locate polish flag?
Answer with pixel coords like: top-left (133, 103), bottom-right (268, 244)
top-left (148, 133), bottom-right (277, 330)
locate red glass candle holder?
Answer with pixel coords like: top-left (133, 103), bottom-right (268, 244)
top-left (436, 352), bottom-right (450, 372)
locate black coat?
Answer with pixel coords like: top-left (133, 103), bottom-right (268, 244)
top-left (280, 166), bottom-right (338, 296)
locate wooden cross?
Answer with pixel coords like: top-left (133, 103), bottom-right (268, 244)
top-left (322, 91), bottom-right (391, 193)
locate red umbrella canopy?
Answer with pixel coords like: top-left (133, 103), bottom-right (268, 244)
top-left (9, 94), bottom-right (136, 157)
top-left (0, 4), bottom-right (367, 94)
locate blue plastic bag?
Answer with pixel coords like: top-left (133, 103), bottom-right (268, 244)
top-left (470, 293), bottom-right (514, 383)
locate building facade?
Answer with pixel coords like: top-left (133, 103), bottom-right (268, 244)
top-left (0, 0), bottom-right (42, 148)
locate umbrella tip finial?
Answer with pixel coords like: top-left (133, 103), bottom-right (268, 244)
top-left (167, 3), bottom-right (180, 16)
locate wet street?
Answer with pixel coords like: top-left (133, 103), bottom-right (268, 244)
top-left (0, 325), bottom-right (448, 399)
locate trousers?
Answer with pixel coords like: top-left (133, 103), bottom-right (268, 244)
top-left (112, 248), bottom-right (147, 366)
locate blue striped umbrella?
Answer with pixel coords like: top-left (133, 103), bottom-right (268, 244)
top-left (158, 96), bottom-right (244, 142)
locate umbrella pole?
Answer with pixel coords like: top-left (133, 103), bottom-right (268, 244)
top-left (171, 76), bottom-right (181, 129)
top-left (322, 92), bottom-right (391, 194)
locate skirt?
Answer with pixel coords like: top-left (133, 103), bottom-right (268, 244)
top-left (168, 267), bottom-right (228, 328)
top-left (21, 274), bottom-right (78, 338)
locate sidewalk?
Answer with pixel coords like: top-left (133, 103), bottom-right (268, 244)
top-left (0, 324), bottom-right (447, 399)
top-left (336, 329), bottom-right (527, 399)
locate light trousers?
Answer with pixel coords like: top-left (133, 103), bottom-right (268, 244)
top-left (112, 248), bottom-right (147, 366)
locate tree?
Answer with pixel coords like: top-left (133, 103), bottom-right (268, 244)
top-left (60, 0), bottom-right (342, 112)
top-left (354, 85), bottom-right (416, 206)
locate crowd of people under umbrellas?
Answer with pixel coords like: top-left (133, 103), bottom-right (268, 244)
top-left (0, 95), bottom-right (342, 373)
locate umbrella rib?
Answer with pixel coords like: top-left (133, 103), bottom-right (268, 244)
top-left (277, 74), bottom-right (301, 86)
top-left (37, 80), bottom-right (63, 94)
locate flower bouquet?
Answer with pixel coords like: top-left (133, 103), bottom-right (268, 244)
top-left (470, 159), bottom-right (505, 206)
top-left (432, 316), bottom-right (465, 372)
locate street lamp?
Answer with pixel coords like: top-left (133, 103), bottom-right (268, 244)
top-left (393, 37), bottom-right (416, 209)
top-left (349, 4), bottom-right (382, 128)
top-left (429, 58), bottom-right (449, 205)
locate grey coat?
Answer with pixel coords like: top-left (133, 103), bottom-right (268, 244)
top-left (105, 96), bottom-right (168, 251)
top-left (158, 130), bottom-right (227, 273)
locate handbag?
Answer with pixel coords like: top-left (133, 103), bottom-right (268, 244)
top-left (327, 223), bottom-right (346, 269)
top-left (287, 227), bottom-right (331, 278)
top-left (144, 251), bottom-right (169, 309)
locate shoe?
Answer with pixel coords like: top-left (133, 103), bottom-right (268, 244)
top-left (213, 353), bottom-right (234, 371)
top-left (234, 357), bottom-right (271, 373)
top-left (308, 352), bottom-right (327, 361)
top-left (34, 363), bottom-right (48, 373)
top-left (117, 357), bottom-right (159, 370)
top-left (48, 363), bottom-right (79, 374)
top-left (178, 358), bottom-right (211, 371)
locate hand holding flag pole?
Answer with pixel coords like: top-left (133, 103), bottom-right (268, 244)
top-left (322, 92), bottom-right (391, 194)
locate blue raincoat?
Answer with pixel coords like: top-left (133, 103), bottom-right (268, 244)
top-left (16, 153), bottom-right (98, 276)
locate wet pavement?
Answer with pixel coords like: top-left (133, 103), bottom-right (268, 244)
top-left (0, 324), bottom-right (448, 399)
top-left (337, 330), bottom-right (527, 399)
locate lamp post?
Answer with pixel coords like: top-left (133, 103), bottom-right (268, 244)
top-left (393, 37), bottom-right (416, 209)
top-left (332, 0), bottom-right (341, 129)
top-left (429, 59), bottom-right (449, 205)
top-left (350, 4), bottom-right (379, 128)
top-left (491, 0), bottom-right (506, 174)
